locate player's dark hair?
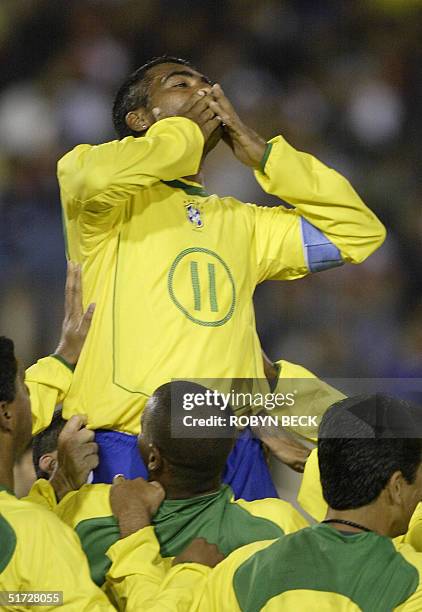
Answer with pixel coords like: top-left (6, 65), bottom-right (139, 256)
top-left (144, 381), bottom-right (235, 494)
top-left (318, 394), bottom-right (422, 510)
top-left (32, 409), bottom-right (67, 479)
top-left (112, 55), bottom-right (192, 139)
top-left (0, 337), bottom-right (17, 404)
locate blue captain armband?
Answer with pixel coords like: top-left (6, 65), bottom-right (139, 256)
top-left (300, 218), bottom-right (344, 273)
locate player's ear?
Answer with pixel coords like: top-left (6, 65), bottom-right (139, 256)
top-left (147, 444), bottom-right (162, 472)
top-left (0, 400), bottom-right (14, 434)
top-left (39, 453), bottom-right (58, 478)
top-left (385, 470), bottom-right (404, 506)
top-left (125, 109), bottom-right (150, 134)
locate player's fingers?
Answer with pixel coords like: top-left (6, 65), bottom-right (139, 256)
top-left (149, 480), bottom-right (165, 495)
top-left (85, 453), bottom-right (99, 471)
top-left (207, 99), bottom-right (232, 126)
top-left (79, 441), bottom-right (99, 456)
top-left (71, 263), bottom-right (83, 317)
top-left (61, 414), bottom-right (88, 435)
top-left (182, 89), bottom-right (207, 113)
top-left (211, 84), bottom-right (234, 113)
top-left (75, 426), bottom-right (96, 444)
top-left (112, 474), bottom-right (126, 485)
top-left (64, 261), bottom-right (76, 314)
top-left (79, 303), bottom-right (96, 336)
top-left (152, 107), bottom-right (163, 120)
top-left (202, 115), bottom-right (223, 138)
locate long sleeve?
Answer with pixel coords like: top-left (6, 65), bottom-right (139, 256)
top-left (251, 136), bottom-right (386, 282)
top-left (57, 117), bottom-right (204, 209)
top-left (25, 355), bottom-right (73, 436)
top-left (105, 526), bottom-right (209, 612)
top-left (105, 527), bottom-right (167, 610)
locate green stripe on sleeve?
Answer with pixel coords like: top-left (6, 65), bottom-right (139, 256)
top-left (51, 354), bottom-right (76, 372)
top-left (259, 143), bottom-right (273, 174)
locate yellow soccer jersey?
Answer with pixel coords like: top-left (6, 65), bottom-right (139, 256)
top-left (58, 116), bottom-right (386, 434)
top-left (0, 488), bottom-right (114, 611)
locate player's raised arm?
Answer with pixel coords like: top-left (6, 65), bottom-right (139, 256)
top-left (27, 261), bottom-right (95, 435)
top-left (57, 117), bottom-right (203, 207)
top-left (57, 84), bottom-right (221, 209)
top-left (209, 84), bottom-right (386, 279)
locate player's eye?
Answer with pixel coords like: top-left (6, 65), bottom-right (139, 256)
top-left (173, 81), bottom-right (188, 88)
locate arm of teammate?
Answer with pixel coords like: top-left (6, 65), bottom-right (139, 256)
top-left (27, 262), bottom-right (95, 435)
top-left (208, 84), bottom-right (386, 281)
top-left (58, 91), bottom-right (220, 209)
top-left (105, 476), bottom-right (167, 609)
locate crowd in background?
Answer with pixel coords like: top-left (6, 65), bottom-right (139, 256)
top-left (0, 0), bottom-right (421, 379)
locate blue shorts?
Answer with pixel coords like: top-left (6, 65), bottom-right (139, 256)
top-left (93, 427), bottom-right (278, 501)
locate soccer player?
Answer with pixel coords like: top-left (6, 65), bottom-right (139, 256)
top-left (0, 337), bottom-right (114, 610)
top-left (194, 394), bottom-right (422, 610)
top-left (30, 381), bottom-right (307, 587)
top-left (57, 56), bottom-right (386, 493)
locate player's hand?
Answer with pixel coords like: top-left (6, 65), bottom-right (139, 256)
top-left (153, 90), bottom-right (221, 142)
top-left (207, 84), bottom-right (267, 169)
top-left (110, 476), bottom-right (165, 539)
top-left (260, 430), bottom-right (311, 473)
top-left (172, 538), bottom-right (225, 568)
top-left (54, 261), bottom-right (95, 367)
top-left (50, 415), bottom-right (99, 501)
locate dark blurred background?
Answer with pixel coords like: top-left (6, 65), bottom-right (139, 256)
top-left (0, 0), bottom-right (421, 379)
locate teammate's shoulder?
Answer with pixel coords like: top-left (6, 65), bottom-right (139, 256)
top-left (396, 541), bottom-right (422, 574)
top-left (234, 496), bottom-right (307, 529)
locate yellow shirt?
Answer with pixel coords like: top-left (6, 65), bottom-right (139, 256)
top-left (0, 488), bottom-right (114, 611)
top-left (58, 116), bottom-right (386, 434)
top-left (25, 355), bottom-right (73, 436)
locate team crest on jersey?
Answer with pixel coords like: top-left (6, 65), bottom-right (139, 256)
top-left (185, 203), bottom-right (204, 229)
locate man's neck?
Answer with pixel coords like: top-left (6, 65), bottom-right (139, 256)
top-left (0, 457), bottom-right (14, 494)
top-left (156, 474), bottom-right (221, 501)
top-left (324, 504), bottom-right (391, 537)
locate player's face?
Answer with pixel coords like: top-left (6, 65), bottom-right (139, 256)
top-left (145, 62), bottom-right (213, 117)
top-left (141, 63), bottom-right (223, 152)
top-left (138, 404), bottom-right (152, 467)
top-left (12, 369), bottom-right (32, 460)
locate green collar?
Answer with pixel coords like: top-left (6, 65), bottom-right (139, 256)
top-left (161, 179), bottom-right (209, 197)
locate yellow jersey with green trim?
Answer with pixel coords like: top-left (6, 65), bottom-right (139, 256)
top-left (35, 482), bottom-right (307, 587)
top-left (198, 525), bottom-right (422, 611)
top-left (58, 116), bottom-right (386, 434)
top-left (0, 488), bottom-right (114, 610)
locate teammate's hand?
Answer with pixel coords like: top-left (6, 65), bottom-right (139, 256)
top-left (50, 415), bottom-right (99, 501)
top-left (54, 261), bottom-right (95, 367)
top-left (172, 538), bottom-right (225, 568)
top-left (260, 430), bottom-right (311, 473)
top-left (110, 476), bottom-right (165, 539)
top-left (207, 84), bottom-right (267, 169)
top-left (153, 90), bottom-right (221, 142)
